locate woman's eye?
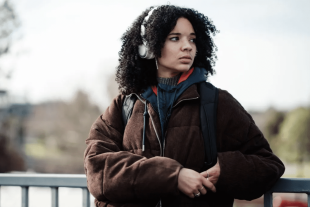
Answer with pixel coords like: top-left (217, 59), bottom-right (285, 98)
top-left (170, 37), bottom-right (179, 41)
top-left (190, 38), bottom-right (196, 43)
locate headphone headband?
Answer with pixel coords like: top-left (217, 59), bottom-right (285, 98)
top-left (138, 7), bottom-right (158, 59)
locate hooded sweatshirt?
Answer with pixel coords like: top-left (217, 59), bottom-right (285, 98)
top-left (141, 67), bottom-right (208, 143)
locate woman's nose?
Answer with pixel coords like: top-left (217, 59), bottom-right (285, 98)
top-left (181, 39), bottom-right (192, 51)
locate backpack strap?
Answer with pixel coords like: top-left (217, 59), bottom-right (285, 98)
top-left (199, 81), bottom-right (219, 170)
top-left (122, 95), bottom-right (137, 127)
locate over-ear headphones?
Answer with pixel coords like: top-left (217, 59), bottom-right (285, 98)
top-left (138, 7), bottom-right (158, 59)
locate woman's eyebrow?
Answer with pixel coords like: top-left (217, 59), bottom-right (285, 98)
top-left (168, 33), bottom-right (181, 36)
top-left (168, 32), bottom-right (196, 36)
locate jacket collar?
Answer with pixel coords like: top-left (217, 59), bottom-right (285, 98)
top-left (173, 84), bottom-right (200, 107)
top-left (139, 67), bottom-right (207, 109)
top-left (136, 83), bottom-right (201, 107)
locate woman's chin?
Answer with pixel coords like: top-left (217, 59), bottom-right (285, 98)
top-left (158, 64), bottom-right (192, 77)
top-left (175, 65), bottom-right (192, 73)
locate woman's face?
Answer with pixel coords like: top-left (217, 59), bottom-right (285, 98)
top-left (157, 17), bottom-right (197, 77)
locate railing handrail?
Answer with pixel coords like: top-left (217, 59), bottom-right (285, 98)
top-left (1, 174), bottom-right (309, 192)
top-left (0, 173), bottom-right (89, 207)
top-left (264, 178), bottom-right (310, 207)
top-left (1, 174), bottom-right (310, 207)
top-left (0, 173), bottom-right (87, 188)
top-left (267, 178), bottom-right (310, 193)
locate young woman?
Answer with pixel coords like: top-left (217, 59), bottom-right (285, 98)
top-left (84, 5), bottom-right (285, 207)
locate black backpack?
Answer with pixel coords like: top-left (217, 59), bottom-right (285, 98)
top-left (122, 82), bottom-right (218, 171)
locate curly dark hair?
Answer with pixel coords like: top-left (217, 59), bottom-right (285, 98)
top-left (116, 5), bottom-right (219, 95)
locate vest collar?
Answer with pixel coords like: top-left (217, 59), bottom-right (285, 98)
top-left (151, 67), bottom-right (194, 96)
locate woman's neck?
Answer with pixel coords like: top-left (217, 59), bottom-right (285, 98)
top-left (157, 73), bottom-right (181, 86)
top-left (157, 68), bottom-right (181, 78)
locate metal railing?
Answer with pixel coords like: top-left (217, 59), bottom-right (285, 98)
top-left (264, 178), bottom-right (310, 207)
top-left (0, 174), bottom-right (90, 207)
top-left (1, 174), bottom-right (310, 207)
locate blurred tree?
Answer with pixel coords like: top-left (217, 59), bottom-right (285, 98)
top-left (25, 90), bottom-right (101, 173)
top-left (277, 107), bottom-right (310, 177)
top-left (0, 0), bottom-right (25, 172)
top-left (0, 0), bottom-right (19, 58)
top-left (0, 120), bottom-right (25, 172)
top-left (264, 108), bottom-right (285, 141)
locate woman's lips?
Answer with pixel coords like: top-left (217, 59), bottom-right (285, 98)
top-left (179, 56), bottom-right (192, 64)
top-left (180, 55), bottom-right (192, 60)
top-left (179, 59), bottom-right (191, 64)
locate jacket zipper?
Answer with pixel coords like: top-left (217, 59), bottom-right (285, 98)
top-left (161, 97), bottom-right (198, 206)
top-left (172, 97), bottom-right (199, 108)
top-left (162, 97), bottom-right (199, 155)
top-left (162, 131), bottom-right (167, 157)
top-left (131, 93), bottom-right (163, 156)
top-left (149, 111), bottom-right (163, 156)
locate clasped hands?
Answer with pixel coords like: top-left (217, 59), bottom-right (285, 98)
top-left (177, 158), bottom-right (220, 198)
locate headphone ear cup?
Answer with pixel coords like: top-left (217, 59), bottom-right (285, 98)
top-left (145, 52), bottom-right (155, 59)
top-left (138, 44), bottom-right (147, 57)
top-left (144, 48), bottom-right (155, 59)
top-left (138, 43), bottom-right (155, 59)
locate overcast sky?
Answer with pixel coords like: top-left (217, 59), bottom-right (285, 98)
top-left (1, 0), bottom-right (309, 111)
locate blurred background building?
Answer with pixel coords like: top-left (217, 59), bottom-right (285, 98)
top-left (0, 0), bottom-right (309, 206)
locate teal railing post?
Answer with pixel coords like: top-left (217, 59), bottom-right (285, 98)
top-left (21, 186), bottom-right (29, 207)
top-left (82, 187), bottom-right (90, 207)
top-left (51, 187), bottom-right (59, 207)
top-left (264, 191), bottom-right (272, 207)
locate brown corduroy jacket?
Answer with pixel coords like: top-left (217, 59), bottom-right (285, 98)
top-left (84, 84), bottom-right (285, 207)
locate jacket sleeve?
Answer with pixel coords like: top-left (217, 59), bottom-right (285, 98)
top-left (215, 90), bottom-right (285, 200)
top-left (84, 95), bottom-right (182, 203)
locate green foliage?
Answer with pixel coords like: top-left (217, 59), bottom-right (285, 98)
top-left (264, 108), bottom-right (285, 141)
top-left (276, 107), bottom-right (310, 163)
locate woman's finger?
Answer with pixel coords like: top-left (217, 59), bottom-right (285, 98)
top-left (192, 190), bottom-right (201, 198)
top-left (201, 176), bottom-right (216, 193)
top-left (189, 192), bottom-right (195, 198)
top-left (201, 170), bottom-right (210, 178)
top-left (199, 185), bottom-right (207, 195)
